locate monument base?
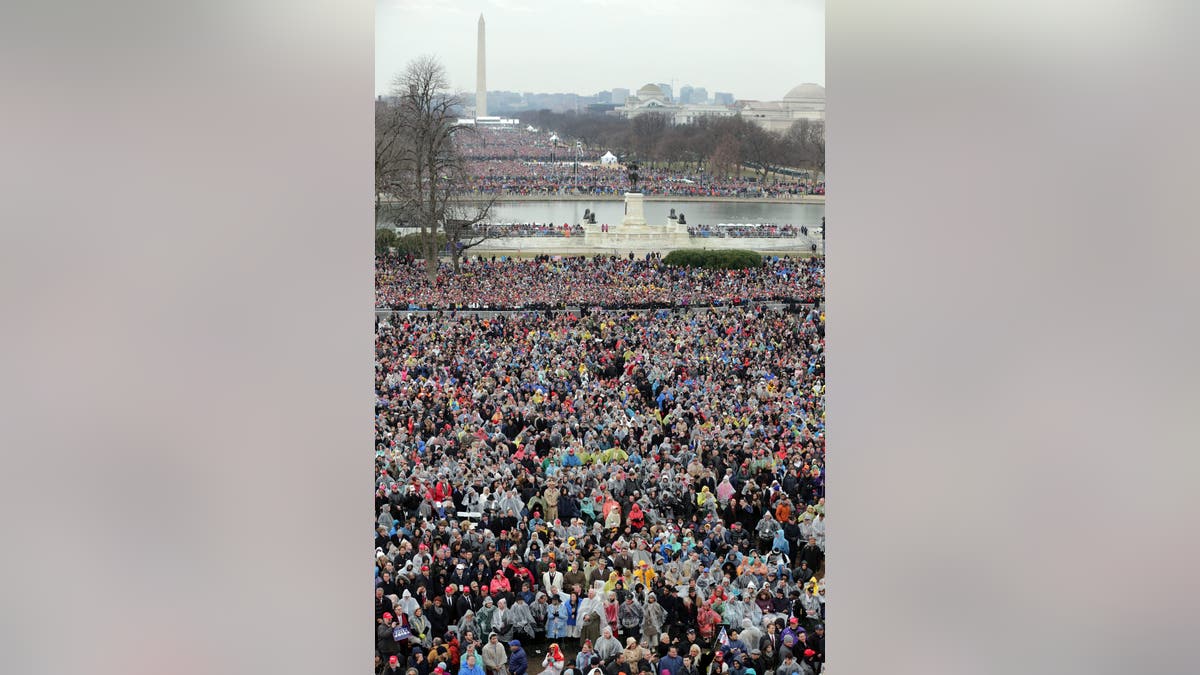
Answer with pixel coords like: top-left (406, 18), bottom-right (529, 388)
top-left (622, 192), bottom-right (646, 226)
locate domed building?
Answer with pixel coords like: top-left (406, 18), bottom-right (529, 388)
top-left (635, 83), bottom-right (668, 103)
top-left (738, 83), bottom-right (825, 132)
top-left (614, 83), bottom-right (678, 118)
top-left (615, 82), bottom-right (739, 124)
top-left (783, 83), bottom-right (825, 104)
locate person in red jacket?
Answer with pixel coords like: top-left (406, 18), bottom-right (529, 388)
top-left (490, 570), bottom-right (512, 596)
top-left (628, 503), bottom-right (645, 532)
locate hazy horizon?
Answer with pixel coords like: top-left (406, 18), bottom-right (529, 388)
top-left (376, 0), bottom-right (825, 103)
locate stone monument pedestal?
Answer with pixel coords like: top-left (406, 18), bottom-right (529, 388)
top-left (621, 192), bottom-right (646, 227)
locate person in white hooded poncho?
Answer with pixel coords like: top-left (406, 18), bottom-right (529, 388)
top-left (576, 584), bottom-right (606, 643)
top-left (594, 625), bottom-right (622, 663)
top-left (721, 595), bottom-right (746, 628)
top-left (399, 589), bottom-right (420, 621)
top-left (378, 505), bottom-right (395, 531)
top-left (743, 593), bottom-right (764, 627)
top-left (457, 609), bottom-right (479, 638)
top-left (492, 598), bottom-right (512, 642)
top-left (811, 513), bottom-right (826, 551)
top-left (507, 596), bottom-right (537, 641)
top-left (499, 490), bottom-right (524, 517)
top-left (640, 592), bottom-right (667, 644)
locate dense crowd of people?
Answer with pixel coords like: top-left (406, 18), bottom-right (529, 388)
top-left (459, 128), bottom-right (567, 161)
top-left (686, 225), bottom-right (801, 239)
top-left (375, 257), bottom-right (828, 675)
top-left (375, 256), bottom-right (825, 311)
top-left (464, 161), bottom-right (823, 199)
top-left (471, 223), bottom-right (587, 238)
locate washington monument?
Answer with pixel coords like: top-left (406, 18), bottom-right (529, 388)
top-left (476, 14), bottom-right (487, 117)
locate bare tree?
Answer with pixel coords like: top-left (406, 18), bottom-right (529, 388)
top-left (741, 123), bottom-right (781, 183)
top-left (806, 120), bottom-right (826, 175)
top-left (631, 113), bottom-right (670, 168)
top-left (656, 130), bottom-right (688, 171)
top-left (442, 188), bottom-right (498, 273)
top-left (382, 55), bottom-right (494, 281)
top-left (709, 132), bottom-right (740, 179)
top-left (786, 119), bottom-right (825, 177)
top-left (375, 98), bottom-right (405, 225)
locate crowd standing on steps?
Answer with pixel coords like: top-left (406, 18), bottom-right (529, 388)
top-left (376, 256), bottom-right (824, 311)
top-left (376, 266), bottom-right (828, 675)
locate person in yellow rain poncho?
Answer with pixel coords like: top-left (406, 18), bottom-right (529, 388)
top-left (696, 485), bottom-right (716, 511)
top-left (632, 559), bottom-right (656, 588)
top-left (598, 446), bottom-right (628, 465)
top-left (603, 570), bottom-right (623, 594)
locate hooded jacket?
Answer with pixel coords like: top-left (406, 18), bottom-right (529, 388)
top-left (482, 640), bottom-right (508, 673)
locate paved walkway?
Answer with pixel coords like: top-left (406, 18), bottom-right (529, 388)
top-left (382, 194), bottom-right (825, 204)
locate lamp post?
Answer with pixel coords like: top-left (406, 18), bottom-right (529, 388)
top-left (573, 140), bottom-right (581, 182)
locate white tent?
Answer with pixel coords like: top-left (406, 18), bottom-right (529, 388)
top-left (599, 151), bottom-right (618, 165)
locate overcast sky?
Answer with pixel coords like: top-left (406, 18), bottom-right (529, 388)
top-left (376, 0), bottom-right (824, 102)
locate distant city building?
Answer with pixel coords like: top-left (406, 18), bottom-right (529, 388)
top-left (586, 103), bottom-right (620, 115)
top-left (657, 83), bottom-right (673, 101)
top-left (611, 88), bottom-right (630, 105)
top-left (522, 92), bottom-right (574, 112)
top-left (673, 104), bottom-right (738, 125)
top-left (737, 83), bottom-right (825, 132)
top-left (597, 90), bottom-right (612, 104)
top-left (713, 92), bottom-right (734, 105)
top-left (487, 90), bottom-right (523, 111)
top-left (692, 87), bottom-right (708, 104)
top-left (679, 85), bottom-right (694, 105)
